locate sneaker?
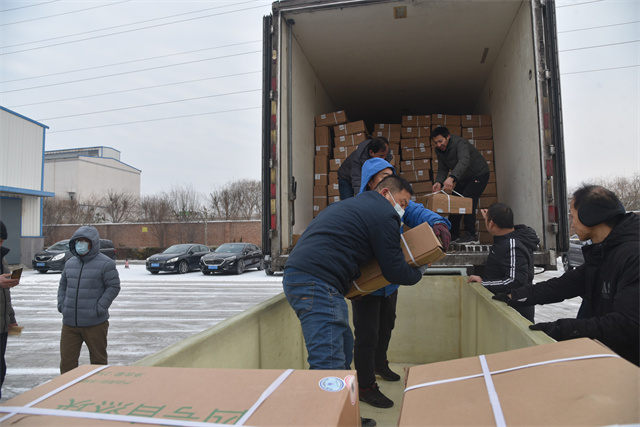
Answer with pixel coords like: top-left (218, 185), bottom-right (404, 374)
top-left (452, 233), bottom-right (479, 245)
top-left (361, 417), bottom-right (377, 427)
top-left (359, 383), bottom-right (394, 408)
top-left (375, 360), bottom-right (401, 382)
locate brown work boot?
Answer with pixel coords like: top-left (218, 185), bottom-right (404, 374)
top-left (375, 360), bottom-right (401, 382)
top-left (359, 383), bottom-right (393, 408)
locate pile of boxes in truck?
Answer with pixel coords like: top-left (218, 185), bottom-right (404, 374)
top-left (313, 111), bottom-right (499, 243)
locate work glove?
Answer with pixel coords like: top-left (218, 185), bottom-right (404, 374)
top-left (432, 223), bottom-right (451, 252)
top-left (417, 265), bottom-right (430, 275)
top-left (529, 319), bottom-right (582, 341)
top-left (491, 292), bottom-right (531, 308)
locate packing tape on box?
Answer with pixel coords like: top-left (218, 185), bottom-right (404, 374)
top-left (0, 367), bottom-right (295, 427)
top-left (404, 353), bottom-right (621, 426)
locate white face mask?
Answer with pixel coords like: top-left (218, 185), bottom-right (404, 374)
top-left (389, 192), bottom-right (405, 219)
top-left (76, 241), bottom-right (90, 256)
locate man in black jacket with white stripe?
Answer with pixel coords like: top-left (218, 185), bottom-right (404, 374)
top-left (468, 203), bottom-right (539, 322)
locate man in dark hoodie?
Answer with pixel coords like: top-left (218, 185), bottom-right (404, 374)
top-left (493, 185), bottom-right (639, 366)
top-left (432, 126), bottom-right (489, 244)
top-left (338, 137), bottom-right (393, 200)
top-left (0, 220), bottom-right (19, 399)
top-left (468, 203), bottom-right (539, 322)
top-left (58, 226), bottom-right (120, 374)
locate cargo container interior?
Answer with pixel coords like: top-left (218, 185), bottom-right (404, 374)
top-left (272, 0), bottom-right (557, 258)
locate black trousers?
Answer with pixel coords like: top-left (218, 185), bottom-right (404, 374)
top-left (0, 331), bottom-right (7, 399)
top-left (351, 292), bottom-right (398, 388)
top-left (449, 172), bottom-right (490, 238)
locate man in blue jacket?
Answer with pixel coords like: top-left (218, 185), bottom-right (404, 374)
top-left (353, 158), bottom-right (451, 408)
top-left (284, 175), bottom-right (427, 372)
top-left (58, 226), bottom-right (120, 374)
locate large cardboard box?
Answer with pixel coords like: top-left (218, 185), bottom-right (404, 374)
top-left (346, 222), bottom-right (445, 298)
top-left (0, 365), bottom-right (360, 426)
top-left (400, 159), bottom-right (431, 172)
top-left (314, 155), bottom-right (329, 186)
top-left (335, 132), bottom-right (367, 148)
top-left (314, 198), bottom-right (328, 217)
top-left (401, 126), bottom-right (431, 139)
top-left (431, 114), bottom-right (461, 126)
top-left (333, 145), bottom-right (357, 159)
top-left (327, 183), bottom-right (340, 197)
top-left (432, 124), bottom-right (462, 137)
top-left (462, 126), bottom-right (493, 140)
top-left (315, 126), bottom-right (331, 148)
top-left (469, 139), bottom-right (494, 150)
top-left (400, 169), bottom-right (430, 183)
top-left (483, 182), bottom-right (497, 196)
top-left (399, 339), bottom-right (640, 426)
top-left (315, 110), bottom-right (348, 127)
top-left (402, 115), bottom-right (431, 127)
top-left (411, 181), bottom-right (433, 194)
top-left (334, 120), bottom-right (368, 137)
top-left (401, 147), bottom-right (430, 160)
top-left (373, 123), bottom-right (402, 133)
top-left (371, 130), bottom-right (401, 143)
top-left (461, 114), bottom-right (492, 127)
top-left (400, 138), bottom-right (430, 149)
top-left (329, 158), bottom-right (342, 172)
top-left (424, 192), bottom-right (473, 214)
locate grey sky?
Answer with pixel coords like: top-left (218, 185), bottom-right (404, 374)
top-left (1, 0), bottom-right (638, 197)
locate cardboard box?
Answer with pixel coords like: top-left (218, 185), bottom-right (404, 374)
top-left (329, 172), bottom-right (339, 185)
top-left (328, 195), bottom-right (341, 205)
top-left (329, 158), bottom-right (342, 172)
top-left (461, 114), bottom-right (492, 127)
top-left (478, 196), bottom-right (498, 209)
top-left (486, 159), bottom-right (495, 172)
top-left (424, 192), bottom-right (473, 214)
top-left (431, 114), bottom-right (461, 126)
top-left (411, 181), bottom-right (433, 195)
top-left (469, 139), bottom-right (494, 150)
top-left (483, 182), bottom-right (497, 196)
top-left (400, 138), bottom-right (430, 149)
top-left (334, 120), bottom-right (368, 137)
top-left (400, 159), bottom-right (431, 172)
top-left (335, 132), bottom-right (367, 148)
top-left (479, 149), bottom-right (494, 161)
top-left (432, 124), bottom-right (462, 136)
top-left (315, 126), bottom-right (331, 148)
top-left (333, 145), bottom-right (357, 159)
top-left (462, 126), bottom-right (493, 140)
top-left (373, 123), bottom-right (402, 133)
top-left (399, 339), bottom-right (640, 426)
top-left (400, 169), bottom-right (431, 183)
top-left (346, 222), bottom-right (445, 298)
top-left (314, 185), bottom-right (327, 199)
top-left (327, 183), bottom-right (340, 197)
top-left (314, 198), bottom-right (328, 217)
top-left (402, 115), bottom-right (431, 127)
top-left (401, 147), bottom-right (430, 160)
top-left (0, 365), bottom-right (361, 426)
top-left (315, 110), bottom-right (348, 127)
top-left (371, 130), bottom-right (401, 143)
top-left (401, 126), bottom-right (431, 139)
top-left (314, 155), bottom-right (329, 186)
top-left (489, 171), bottom-right (496, 183)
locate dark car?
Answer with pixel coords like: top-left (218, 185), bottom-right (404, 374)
top-left (146, 244), bottom-right (210, 274)
top-left (562, 234), bottom-right (588, 272)
top-left (32, 239), bottom-right (116, 274)
top-left (200, 243), bottom-right (264, 275)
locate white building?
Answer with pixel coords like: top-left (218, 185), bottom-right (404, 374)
top-left (44, 146), bottom-right (141, 201)
top-left (0, 106), bottom-right (54, 265)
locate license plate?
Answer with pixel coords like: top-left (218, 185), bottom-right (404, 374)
top-left (151, 263), bottom-right (160, 268)
top-left (36, 263), bottom-right (45, 267)
top-left (208, 265), bottom-right (218, 270)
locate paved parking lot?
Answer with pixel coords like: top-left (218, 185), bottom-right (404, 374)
top-left (1, 263), bottom-right (283, 403)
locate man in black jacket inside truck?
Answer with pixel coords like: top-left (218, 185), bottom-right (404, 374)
top-left (431, 126), bottom-right (490, 244)
top-left (493, 185), bottom-right (639, 366)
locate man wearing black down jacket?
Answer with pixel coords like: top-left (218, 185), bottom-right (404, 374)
top-left (58, 226), bottom-right (120, 374)
top-left (468, 203), bottom-right (539, 322)
top-left (493, 185), bottom-right (639, 366)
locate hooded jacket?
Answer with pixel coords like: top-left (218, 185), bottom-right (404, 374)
top-left (57, 226), bottom-right (120, 327)
top-left (1, 247), bottom-right (16, 333)
top-left (482, 225), bottom-right (540, 294)
top-left (285, 190), bottom-right (423, 295)
top-left (511, 213), bottom-right (639, 365)
top-left (434, 134), bottom-right (489, 185)
top-left (358, 158), bottom-right (451, 297)
top-left (338, 139), bottom-right (393, 195)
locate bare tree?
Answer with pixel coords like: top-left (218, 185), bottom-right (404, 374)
top-left (208, 185), bottom-right (239, 220)
top-left (166, 184), bottom-right (202, 242)
top-left (103, 189), bottom-right (137, 223)
top-left (208, 179), bottom-right (261, 220)
top-left (139, 194), bottom-right (172, 247)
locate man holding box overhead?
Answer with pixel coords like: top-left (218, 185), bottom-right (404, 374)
top-left (431, 126), bottom-right (489, 244)
top-left (352, 158), bottom-right (451, 409)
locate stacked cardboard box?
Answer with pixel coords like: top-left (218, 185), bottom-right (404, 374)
top-left (399, 116), bottom-right (432, 198)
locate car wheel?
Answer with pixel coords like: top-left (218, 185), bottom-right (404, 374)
top-left (150, 271), bottom-right (159, 275)
top-left (561, 255), bottom-right (571, 272)
top-left (178, 260), bottom-right (189, 274)
top-left (265, 265), bottom-right (274, 276)
top-left (236, 260), bottom-right (245, 275)
top-left (37, 269), bottom-right (48, 274)
top-left (202, 270), bottom-right (211, 275)
top-left (257, 259), bottom-right (265, 271)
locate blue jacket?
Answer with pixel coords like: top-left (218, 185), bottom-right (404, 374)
top-left (285, 191), bottom-right (423, 295)
top-left (359, 158), bottom-right (451, 296)
top-left (58, 226), bottom-right (120, 327)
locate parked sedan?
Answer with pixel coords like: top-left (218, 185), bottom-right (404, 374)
top-left (32, 239), bottom-right (116, 273)
top-left (146, 244), bottom-right (210, 274)
top-left (200, 243), bottom-right (264, 275)
top-left (561, 234), bottom-right (588, 272)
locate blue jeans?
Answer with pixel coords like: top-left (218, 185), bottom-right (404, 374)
top-left (338, 178), bottom-right (354, 200)
top-left (283, 268), bottom-right (353, 370)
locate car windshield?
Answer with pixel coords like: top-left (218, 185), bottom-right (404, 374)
top-left (163, 244), bottom-right (193, 254)
top-left (214, 244), bottom-right (245, 254)
top-left (48, 241), bottom-right (70, 251)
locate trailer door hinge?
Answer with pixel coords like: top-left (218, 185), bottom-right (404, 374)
top-left (549, 144), bottom-right (556, 155)
top-left (544, 69), bottom-right (551, 80)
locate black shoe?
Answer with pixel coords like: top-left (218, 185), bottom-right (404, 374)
top-left (361, 417), bottom-right (377, 427)
top-left (452, 233), bottom-right (479, 245)
top-left (375, 361), bottom-right (401, 382)
top-left (359, 383), bottom-right (394, 408)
